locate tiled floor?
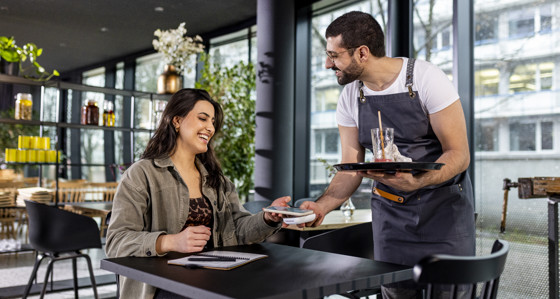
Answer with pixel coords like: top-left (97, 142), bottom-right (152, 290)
top-left (0, 238), bottom-right (117, 299)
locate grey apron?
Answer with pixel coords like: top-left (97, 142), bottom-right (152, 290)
top-left (357, 58), bottom-right (475, 267)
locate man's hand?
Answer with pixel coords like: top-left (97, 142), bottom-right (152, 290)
top-left (359, 170), bottom-right (423, 192)
top-left (298, 200), bottom-right (328, 227)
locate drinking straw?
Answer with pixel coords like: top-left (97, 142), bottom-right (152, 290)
top-left (378, 111), bottom-right (386, 160)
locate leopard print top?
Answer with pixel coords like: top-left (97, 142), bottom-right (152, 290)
top-left (182, 196), bottom-right (213, 230)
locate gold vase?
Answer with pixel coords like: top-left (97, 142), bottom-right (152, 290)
top-left (157, 65), bottom-right (182, 94)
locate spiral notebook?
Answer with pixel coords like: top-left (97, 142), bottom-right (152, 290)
top-left (168, 251), bottom-right (268, 270)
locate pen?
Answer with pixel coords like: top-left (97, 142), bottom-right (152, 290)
top-left (187, 257), bottom-right (237, 262)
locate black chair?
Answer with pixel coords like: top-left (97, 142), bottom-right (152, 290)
top-left (242, 200), bottom-right (270, 214)
top-left (22, 199), bottom-right (101, 299)
top-left (413, 239), bottom-right (509, 299)
top-left (301, 222), bottom-right (378, 298)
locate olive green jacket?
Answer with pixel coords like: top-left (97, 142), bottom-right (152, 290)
top-left (105, 157), bottom-right (280, 299)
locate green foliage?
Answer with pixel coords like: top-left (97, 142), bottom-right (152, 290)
top-left (317, 157), bottom-right (337, 178)
top-left (0, 36), bottom-right (60, 81)
top-left (195, 53), bottom-right (256, 198)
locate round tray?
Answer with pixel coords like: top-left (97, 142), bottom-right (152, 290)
top-left (333, 162), bottom-right (444, 172)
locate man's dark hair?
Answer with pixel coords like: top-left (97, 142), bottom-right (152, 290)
top-left (325, 11), bottom-right (385, 58)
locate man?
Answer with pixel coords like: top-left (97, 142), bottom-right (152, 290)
top-left (300, 11), bottom-right (475, 298)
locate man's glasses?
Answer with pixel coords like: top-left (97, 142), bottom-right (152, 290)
top-left (325, 48), bottom-right (355, 62)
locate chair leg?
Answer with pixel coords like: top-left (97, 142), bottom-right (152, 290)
top-left (83, 254), bottom-right (99, 299)
top-left (40, 259), bottom-right (56, 299)
top-left (72, 257), bottom-right (79, 298)
top-left (22, 253), bottom-right (47, 299)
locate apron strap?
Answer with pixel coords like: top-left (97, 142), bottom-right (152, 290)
top-left (373, 187), bottom-right (404, 204)
top-left (405, 58), bottom-right (416, 99)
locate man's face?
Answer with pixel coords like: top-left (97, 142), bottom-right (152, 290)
top-left (325, 35), bottom-right (363, 85)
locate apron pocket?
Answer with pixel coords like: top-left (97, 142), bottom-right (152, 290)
top-left (417, 184), bottom-right (475, 242)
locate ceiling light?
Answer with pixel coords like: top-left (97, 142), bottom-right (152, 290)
top-left (100, 27), bottom-right (109, 32)
top-left (154, 7), bottom-right (164, 12)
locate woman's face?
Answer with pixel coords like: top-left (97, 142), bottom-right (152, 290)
top-left (174, 100), bottom-right (216, 156)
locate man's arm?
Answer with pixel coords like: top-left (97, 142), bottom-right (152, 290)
top-left (362, 100), bottom-right (470, 192)
top-left (300, 125), bottom-right (364, 226)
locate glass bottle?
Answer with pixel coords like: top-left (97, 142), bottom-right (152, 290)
top-left (341, 198), bottom-right (356, 219)
top-left (81, 100), bottom-right (99, 125)
top-left (103, 101), bottom-right (115, 127)
top-left (15, 93), bottom-right (33, 120)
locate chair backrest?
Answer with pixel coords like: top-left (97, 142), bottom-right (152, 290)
top-left (301, 222), bottom-right (374, 259)
top-left (413, 239), bottom-right (509, 299)
top-left (85, 182), bottom-right (118, 202)
top-left (24, 199), bottom-right (101, 253)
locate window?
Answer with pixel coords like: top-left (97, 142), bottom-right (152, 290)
top-left (475, 68), bottom-right (499, 96)
top-left (475, 15), bottom-right (497, 44)
top-left (475, 121), bottom-right (498, 151)
top-left (209, 27), bottom-right (256, 68)
top-left (508, 9), bottom-right (535, 38)
top-left (541, 121), bottom-right (553, 150)
top-left (509, 62), bottom-right (554, 93)
top-left (509, 120), bottom-right (555, 152)
top-left (309, 0), bottom-right (388, 198)
top-left (509, 122), bottom-right (536, 151)
top-left (539, 5), bottom-right (552, 33)
top-left (314, 129), bottom-right (339, 155)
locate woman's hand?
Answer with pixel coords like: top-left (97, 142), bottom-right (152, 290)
top-left (263, 196), bottom-right (291, 226)
top-left (156, 225), bottom-right (211, 254)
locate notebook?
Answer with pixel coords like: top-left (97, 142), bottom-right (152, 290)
top-left (168, 251), bottom-right (267, 270)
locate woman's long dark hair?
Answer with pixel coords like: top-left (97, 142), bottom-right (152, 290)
top-left (142, 88), bottom-right (225, 191)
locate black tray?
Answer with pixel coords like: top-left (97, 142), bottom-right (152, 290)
top-left (333, 162), bottom-right (444, 172)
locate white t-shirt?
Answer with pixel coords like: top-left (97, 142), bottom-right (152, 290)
top-left (336, 57), bottom-right (459, 128)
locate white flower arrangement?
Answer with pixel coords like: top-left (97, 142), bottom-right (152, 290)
top-left (152, 22), bottom-right (205, 75)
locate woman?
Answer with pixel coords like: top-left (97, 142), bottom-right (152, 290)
top-left (106, 89), bottom-right (290, 299)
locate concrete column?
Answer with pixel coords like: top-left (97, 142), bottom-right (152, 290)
top-left (255, 0), bottom-right (295, 202)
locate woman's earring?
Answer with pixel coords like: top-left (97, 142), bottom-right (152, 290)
top-left (175, 126), bottom-right (179, 133)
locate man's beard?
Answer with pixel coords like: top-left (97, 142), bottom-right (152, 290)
top-left (335, 58), bottom-right (363, 85)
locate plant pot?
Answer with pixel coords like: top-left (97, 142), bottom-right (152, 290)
top-left (157, 65), bottom-right (182, 94)
top-left (0, 59), bottom-right (19, 76)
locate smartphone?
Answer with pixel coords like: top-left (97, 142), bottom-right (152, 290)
top-left (262, 206), bottom-right (314, 216)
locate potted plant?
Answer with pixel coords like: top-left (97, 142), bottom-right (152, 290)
top-left (195, 53), bottom-right (256, 200)
top-left (152, 23), bottom-right (204, 94)
top-left (0, 36), bottom-right (59, 81)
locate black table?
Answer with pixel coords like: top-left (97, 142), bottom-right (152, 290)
top-left (101, 242), bottom-right (412, 299)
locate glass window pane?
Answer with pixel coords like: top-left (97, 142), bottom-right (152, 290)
top-left (475, 122), bottom-right (498, 151)
top-left (475, 68), bottom-right (499, 96)
top-left (135, 53), bottom-right (166, 92)
top-left (309, 0), bottom-right (388, 199)
top-left (134, 132), bottom-right (151, 161)
top-left (413, 0), bottom-right (453, 69)
top-left (209, 28), bottom-right (252, 68)
top-left (509, 122), bottom-right (536, 151)
top-left (134, 97), bottom-right (152, 129)
top-left (474, 2), bottom-right (558, 297)
top-left (541, 121), bottom-right (553, 150)
top-left (475, 15), bottom-right (497, 44)
top-left (508, 9), bottom-right (535, 38)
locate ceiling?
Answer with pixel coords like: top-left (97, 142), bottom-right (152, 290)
top-left (0, 0), bottom-right (257, 75)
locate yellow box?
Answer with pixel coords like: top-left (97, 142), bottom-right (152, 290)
top-left (29, 136), bottom-right (40, 149)
top-left (37, 150), bottom-right (46, 163)
top-left (5, 148), bottom-right (17, 162)
top-left (41, 137), bottom-right (51, 150)
top-left (16, 149), bottom-right (27, 163)
top-left (47, 150), bottom-right (57, 163)
top-left (18, 135), bottom-right (30, 149)
top-left (27, 150), bottom-right (37, 163)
